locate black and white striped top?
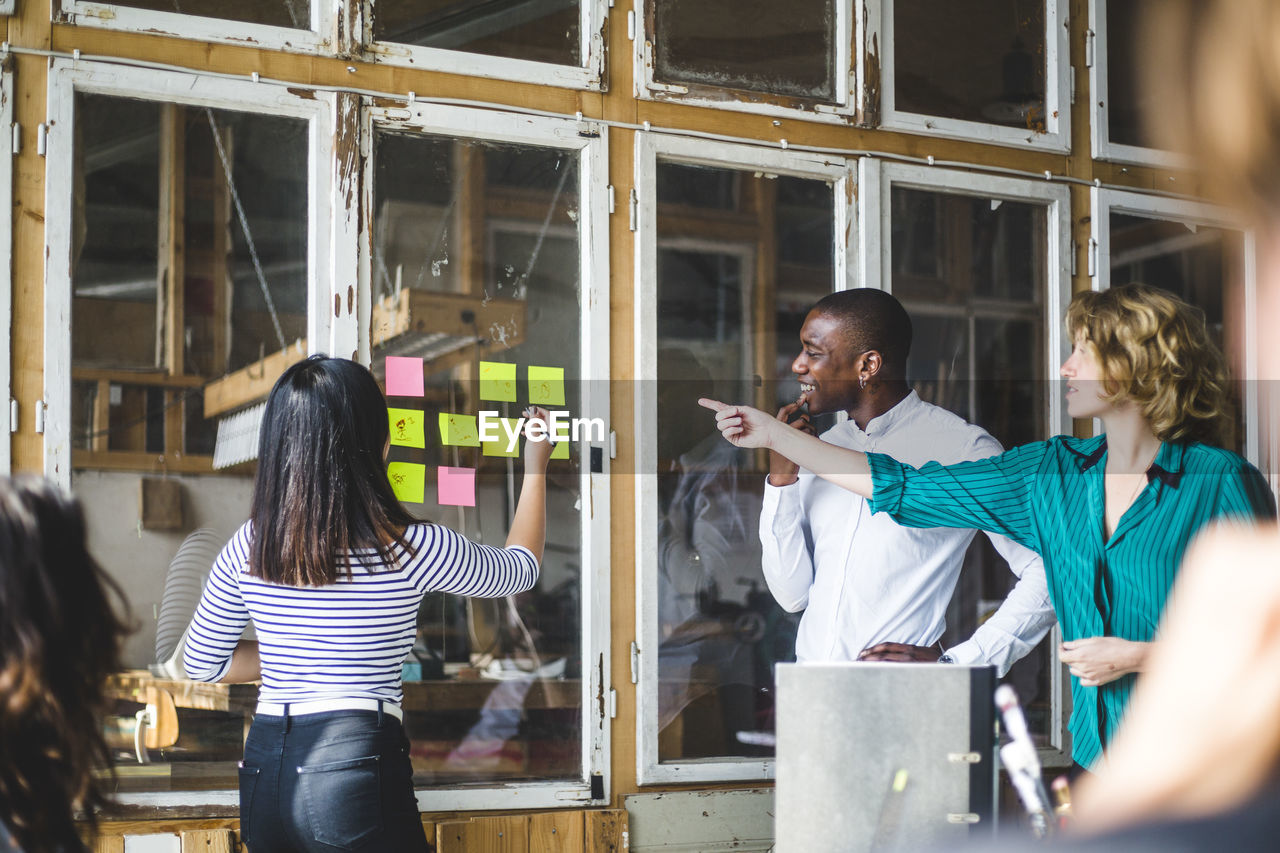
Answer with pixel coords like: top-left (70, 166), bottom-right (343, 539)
top-left (183, 521), bottom-right (539, 704)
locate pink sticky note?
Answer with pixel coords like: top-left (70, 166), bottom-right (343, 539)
top-left (438, 466), bottom-right (476, 507)
top-left (385, 356), bottom-right (425, 397)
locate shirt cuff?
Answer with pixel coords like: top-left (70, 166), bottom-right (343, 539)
top-left (865, 451), bottom-right (906, 516)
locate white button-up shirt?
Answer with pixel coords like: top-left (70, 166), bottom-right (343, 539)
top-left (759, 390), bottom-right (1054, 675)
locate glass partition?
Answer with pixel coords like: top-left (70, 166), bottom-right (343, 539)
top-left (371, 129), bottom-right (586, 785)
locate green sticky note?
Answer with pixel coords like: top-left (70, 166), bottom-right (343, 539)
top-left (479, 361), bottom-right (517, 402)
top-left (550, 439), bottom-right (569, 460)
top-left (481, 418), bottom-right (522, 457)
top-left (527, 366), bottom-right (566, 406)
top-left (438, 413), bottom-right (480, 447)
top-left (387, 462), bottom-right (426, 503)
top-left (387, 408), bottom-right (426, 448)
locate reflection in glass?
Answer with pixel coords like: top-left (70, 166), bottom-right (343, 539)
top-left (373, 0), bottom-right (581, 67)
top-left (653, 0), bottom-right (837, 102)
top-left (72, 93), bottom-right (309, 790)
top-left (895, 0), bottom-right (1047, 130)
top-left (655, 163), bottom-right (833, 762)
top-left (1109, 212), bottom-right (1247, 454)
top-left (891, 185), bottom-right (1055, 741)
top-left (97, 0), bottom-right (311, 29)
top-left (373, 130), bottom-right (584, 784)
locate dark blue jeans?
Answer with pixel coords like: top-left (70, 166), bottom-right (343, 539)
top-left (238, 707), bottom-right (429, 852)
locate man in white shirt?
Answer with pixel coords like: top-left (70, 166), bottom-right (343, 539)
top-left (760, 289), bottom-right (1054, 674)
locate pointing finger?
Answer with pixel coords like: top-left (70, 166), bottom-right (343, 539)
top-left (698, 397), bottom-right (729, 413)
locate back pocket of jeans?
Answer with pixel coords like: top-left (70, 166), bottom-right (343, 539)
top-left (298, 754), bottom-right (382, 850)
top-left (237, 764), bottom-right (261, 846)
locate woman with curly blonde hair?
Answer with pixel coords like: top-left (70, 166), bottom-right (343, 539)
top-left (699, 283), bottom-right (1274, 773)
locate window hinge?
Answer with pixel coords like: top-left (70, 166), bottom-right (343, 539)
top-left (10, 122), bottom-right (19, 155)
top-left (608, 184), bottom-right (616, 214)
top-left (608, 688), bottom-right (618, 718)
top-left (627, 9), bottom-right (635, 40)
top-left (34, 400), bottom-right (45, 434)
top-left (630, 641), bottom-right (640, 684)
top-left (609, 430), bottom-right (617, 459)
top-left (628, 189), bottom-right (638, 231)
top-left (36, 123), bottom-right (47, 157)
top-left (1070, 239), bottom-right (1078, 277)
top-left (8, 399), bottom-right (16, 434)
top-left (1085, 29), bottom-right (1095, 68)
top-left (1087, 238), bottom-right (1098, 278)
top-left (1070, 67), bottom-right (1076, 105)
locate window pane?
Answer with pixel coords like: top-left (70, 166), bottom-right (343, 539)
top-left (891, 185), bottom-right (1056, 743)
top-left (374, 0), bottom-right (581, 67)
top-left (654, 163), bottom-right (833, 762)
top-left (98, 0), bottom-right (310, 29)
top-left (73, 93), bottom-right (309, 791)
top-left (1104, 0), bottom-right (1146, 148)
top-left (1109, 211), bottom-right (1248, 454)
top-left (653, 0), bottom-right (837, 102)
top-left (894, 0), bottom-right (1047, 130)
top-left (372, 130), bottom-right (584, 785)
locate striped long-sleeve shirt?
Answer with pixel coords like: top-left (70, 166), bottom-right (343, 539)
top-left (867, 435), bottom-right (1275, 768)
top-left (183, 521), bottom-right (539, 704)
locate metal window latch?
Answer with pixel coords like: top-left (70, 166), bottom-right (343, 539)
top-left (630, 641), bottom-right (640, 684)
top-left (947, 752), bottom-right (982, 764)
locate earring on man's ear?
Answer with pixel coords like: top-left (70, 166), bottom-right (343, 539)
top-left (858, 376), bottom-right (867, 390)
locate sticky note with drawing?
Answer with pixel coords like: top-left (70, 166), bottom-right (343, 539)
top-left (438, 413), bottom-right (480, 447)
top-left (481, 418), bottom-right (522, 457)
top-left (437, 466), bottom-right (476, 507)
top-left (387, 462), bottom-right (426, 503)
top-left (385, 356), bottom-right (425, 397)
top-left (479, 361), bottom-right (517, 402)
top-left (387, 408), bottom-right (426, 448)
top-left (527, 366), bottom-right (565, 406)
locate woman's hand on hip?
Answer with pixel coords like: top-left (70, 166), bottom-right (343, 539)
top-left (1060, 636), bottom-right (1150, 687)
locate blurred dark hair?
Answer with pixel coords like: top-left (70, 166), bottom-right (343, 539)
top-left (250, 355), bottom-right (418, 586)
top-left (0, 476), bottom-right (128, 850)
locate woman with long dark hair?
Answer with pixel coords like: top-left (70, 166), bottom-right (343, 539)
top-left (184, 355), bottom-right (552, 852)
top-left (701, 284), bottom-right (1275, 773)
top-left (0, 477), bottom-right (129, 852)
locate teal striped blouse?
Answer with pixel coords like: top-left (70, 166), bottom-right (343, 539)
top-left (866, 435), bottom-right (1275, 767)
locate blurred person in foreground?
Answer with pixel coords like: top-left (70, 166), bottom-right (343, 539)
top-left (1069, 0), bottom-right (1280, 841)
top-left (0, 477), bottom-right (129, 853)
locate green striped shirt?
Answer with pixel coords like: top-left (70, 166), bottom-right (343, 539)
top-left (867, 435), bottom-right (1275, 767)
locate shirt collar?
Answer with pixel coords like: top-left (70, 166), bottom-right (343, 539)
top-left (856, 389), bottom-right (922, 439)
top-left (1067, 436), bottom-right (1185, 487)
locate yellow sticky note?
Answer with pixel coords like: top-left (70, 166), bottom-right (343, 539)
top-left (387, 408), bottom-right (426, 448)
top-left (550, 439), bottom-right (569, 460)
top-left (481, 418), bottom-right (521, 457)
top-left (527, 366), bottom-right (566, 406)
top-left (387, 462), bottom-right (426, 503)
top-left (438, 413), bottom-right (480, 447)
top-left (479, 361), bottom-right (517, 402)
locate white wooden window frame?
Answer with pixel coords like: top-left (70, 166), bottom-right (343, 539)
top-left (363, 0), bottom-right (609, 91)
top-left (0, 62), bottom-right (12, 472)
top-left (43, 60), bottom-right (337, 495)
top-left (1091, 188), bottom-right (1259, 465)
top-left (871, 0), bottom-right (1072, 153)
top-left (864, 159), bottom-right (1073, 762)
top-left (55, 0), bottom-right (335, 55)
top-left (631, 0), bottom-right (859, 124)
top-left (361, 101), bottom-right (613, 811)
top-left (634, 131), bottom-right (853, 785)
top-left (1086, 0), bottom-right (1184, 168)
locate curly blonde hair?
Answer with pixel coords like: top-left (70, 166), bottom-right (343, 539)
top-left (1066, 284), bottom-right (1234, 447)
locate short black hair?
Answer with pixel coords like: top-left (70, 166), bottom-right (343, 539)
top-left (811, 289), bottom-right (913, 372)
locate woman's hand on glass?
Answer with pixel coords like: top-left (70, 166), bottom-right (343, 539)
top-left (522, 406), bottom-right (555, 471)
